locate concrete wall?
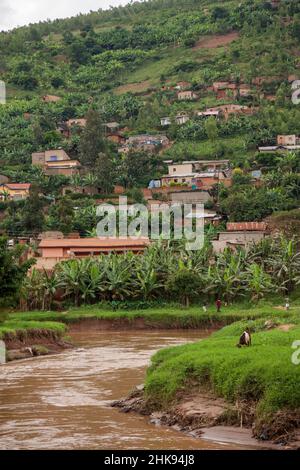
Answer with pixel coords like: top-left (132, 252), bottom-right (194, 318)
top-left (277, 135), bottom-right (297, 146)
top-left (32, 152), bottom-right (45, 166)
top-left (168, 163), bottom-right (193, 175)
top-left (218, 231), bottom-right (265, 243)
top-left (41, 247), bottom-right (64, 258)
top-left (171, 191), bottom-right (211, 204)
top-left (45, 149), bottom-right (70, 162)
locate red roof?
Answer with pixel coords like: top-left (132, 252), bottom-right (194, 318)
top-left (2, 183), bottom-right (31, 190)
top-left (226, 222), bottom-right (267, 232)
top-left (39, 237), bottom-right (150, 249)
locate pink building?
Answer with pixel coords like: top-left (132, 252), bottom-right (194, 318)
top-left (36, 237), bottom-right (150, 270)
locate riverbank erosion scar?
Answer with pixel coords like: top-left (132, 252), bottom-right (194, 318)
top-left (112, 386), bottom-right (300, 450)
top-left (2, 327), bottom-right (72, 361)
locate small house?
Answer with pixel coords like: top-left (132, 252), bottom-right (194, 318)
top-left (106, 133), bottom-right (125, 145)
top-left (177, 90), bottom-right (198, 101)
top-left (212, 222), bottom-right (268, 253)
top-left (277, 135), bottom-right (299, 146)
top-left (175, 114), bottom-right (190, 125)
top-left (126, 134), bottom-right (170, 152)
top-left (42, 95), bottom-right (61, 103)
top-left (32, 149), bottom-right (81, 176)
top-left (212, 82), bottom-right (238, 99)
top-left (0, 183), bottom-right (31, 201)
top-left (104, 122), bottom-right (120, 133)
top-left (197, 110), bottom-right (220, 118)
top-left (160, 117), bottom-right (172, 126)
top-left (175, 81), bottom-right (191, 90)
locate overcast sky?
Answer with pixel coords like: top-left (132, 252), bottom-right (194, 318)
top-left (0, 0), bottom-right (129, 31)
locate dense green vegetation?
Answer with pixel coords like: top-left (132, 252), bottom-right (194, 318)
top-left (0, 236), bottom-right (34, 306)
top-left (20, 237), bottom-right (300, 310)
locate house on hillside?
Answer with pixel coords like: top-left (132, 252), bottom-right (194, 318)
top-left (103, 122), bottom-right (125, 144)
top-left (239, 84), bottom-right (253, 97)
top-left (258, 140), bottom-right (300, 152)
top-left (175, 81), bottom-right (191, 90)
top-left (204, 104), bottom-right (256, 120)
top-left (212, 222), bottom-right (268, 253)
top-left (106, 133), bottom-right (126, 145)
top-left (186, 209), bottom-right (222, 225)
top-left (177, 90), bottom-right (198, 101)
top-left (58, 118), bottom-right (87, 138)
top-left (175, 113), bottom-right (190, 125)
top-left (104, 122), bottom-right (120, 133)
top-left (170, 190), bottom-right (212, 205)
top-left (32, 149), bottom-right (81, 176)
top-left (161, 117), bottom-right (172, 126)
top-left (35, 237), bottom-right (150, 271)
top-left (212, 81), bottom-right (238, 99)
top-left (197, 110), bottom-right (221, 118)
top-left (42, 95), bottom-right (61, 103)
top-left (161, 160), bottom-right (231, 190)
top-left (277, 135), bottom-right (300, 146)
top-left (67, 118), bottom-right (86, 129)
top-left (0, 183), bottom-right (31, 201)
top-left (119, 134), bottom-right (170, 153)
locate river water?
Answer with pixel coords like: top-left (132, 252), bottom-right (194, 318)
top-left (0, 330), bottom-right (246, 450)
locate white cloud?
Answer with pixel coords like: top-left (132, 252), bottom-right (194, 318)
top-left (0, 0), bottom-right (129, 31)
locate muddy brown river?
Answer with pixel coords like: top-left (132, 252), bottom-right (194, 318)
top-left (0, 330), bottom-right (252, 450)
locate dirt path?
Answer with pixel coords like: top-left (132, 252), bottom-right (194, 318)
top-left (194, 32), bottom-right (239, 50)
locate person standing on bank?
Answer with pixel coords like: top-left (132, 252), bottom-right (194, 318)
top-left (216, 298), bottom-right (221, 313)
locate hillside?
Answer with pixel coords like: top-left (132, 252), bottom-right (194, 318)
top-left (0, 0), bottom-right (300, 237)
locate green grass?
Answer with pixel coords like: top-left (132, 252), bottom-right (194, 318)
top-left (0, 320), bottom-right (67, 339)
top-left (4, 300), bottom-right (300, 327)
top-left (143, 316), bottom-right (300, 430)
top-left (163, 135), bottom-right (252, 161)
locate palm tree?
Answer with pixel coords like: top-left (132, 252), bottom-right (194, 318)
top-left (268, 237), bottom-right (300, 294)
top-left (245, 263), bottom-right (273, 302)
top-left (56, 259), bottom-right (86, 306)
top-left (102, 253), bottom-right (136, 301)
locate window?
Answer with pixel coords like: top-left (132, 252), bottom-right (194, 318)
top-left (50, 155), bottom-right (58, 161)
top-left (173, 168), bottom-right (176, 172)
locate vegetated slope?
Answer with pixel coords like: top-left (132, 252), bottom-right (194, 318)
top-left (0, 0), bottom-right (300, 233)
top-left (144, 318), bottom-right (300, 441)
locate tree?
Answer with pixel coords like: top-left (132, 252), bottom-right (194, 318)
top-left (22, 184), bottom-right (45, 234)
top-left (0, 237), bottom-right (34, 306)
top-left (48, 196), bottom-right (74, 234)
top-left (94, 152), bottom-right (115, 194)
top-left (167, 268), bottom-right (202, 307)
top-left (205, 117), bottom-right (218, 142)
top-left (245, 263), bottom-right (273, 302)
top-left (79, 109), bottom-right (107, 167)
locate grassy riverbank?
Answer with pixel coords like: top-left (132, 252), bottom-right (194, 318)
top-left (4, 299), bottom-right (300, 328)
top-left (0, 320), bottom-right (66, 339)
top-left (143, 315), bottom-right (300, 441)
